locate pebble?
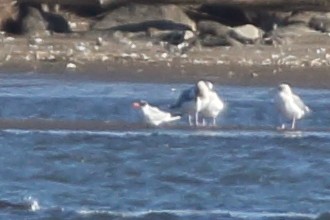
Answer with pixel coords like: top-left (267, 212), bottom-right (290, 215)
top-left (66, 63), bottom-right (77, 69)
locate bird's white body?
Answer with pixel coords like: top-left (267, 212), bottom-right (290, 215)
top-left (137, 102), bottom-right (181, 126)
top-left (196, 80), bottom-right (212, 113)
top-left (200, 90), bottom-right (224, 125)
top-left (274, 84), bottom-right (310, 129)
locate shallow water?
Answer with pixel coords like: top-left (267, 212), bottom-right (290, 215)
top-left (0, 72), bottom-right (329, 219)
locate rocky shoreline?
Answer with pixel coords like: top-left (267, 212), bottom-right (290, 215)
top-left (2, 1), bottom-right (330, 87)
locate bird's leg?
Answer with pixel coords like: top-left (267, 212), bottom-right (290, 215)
top-left (277, 115), bottom-right (285, 130)
top-left (212, 117), bottom-right (216, 127)
top-left (188, 115), bottom-right (193, 126)
top-left (291, 117), bottom-right (296, 130)
top-left (202, 118), bottom-right (206, 126)
top-left (195, 112), bottom-right (199, 126)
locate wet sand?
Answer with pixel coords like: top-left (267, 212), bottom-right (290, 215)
top-left (1, 118), bottom-right (330, 132)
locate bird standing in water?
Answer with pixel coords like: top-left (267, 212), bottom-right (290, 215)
top-left (170, 80), bottom-right (210, 126)
top-left (199, 82), bottom-right (225, 126)
top-left (274, 83), bottom-right (310, 129)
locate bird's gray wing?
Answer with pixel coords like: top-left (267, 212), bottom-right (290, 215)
top-left (171, 87), bottom-right (196, 108)
top-left (293, 94), bottom-right (310, 113)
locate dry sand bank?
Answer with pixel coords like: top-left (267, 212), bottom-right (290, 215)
top-left (1, 35), bottom-right (330, 88)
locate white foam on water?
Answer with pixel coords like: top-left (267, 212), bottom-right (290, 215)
top-left (78, 209), bottom-right (317, 219)
top-left (1, 128), bottom-right (275, 139)
top-left (25, 196), bottom-right (40, 211)
top-left (31, 200), bottom-right (40, 212)
top-left (2, 129), bottom-right (149, 138)
top-left (2, 128), bottom-right (330, 139)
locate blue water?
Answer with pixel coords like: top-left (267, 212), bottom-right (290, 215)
top-left (0, 73), bottom-right (329, 219)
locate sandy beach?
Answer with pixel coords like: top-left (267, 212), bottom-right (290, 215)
top-left (1, 34), bottom-right (330, 88)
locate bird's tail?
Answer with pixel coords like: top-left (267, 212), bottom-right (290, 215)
top-left (169, 115), bottom-right (181, 122)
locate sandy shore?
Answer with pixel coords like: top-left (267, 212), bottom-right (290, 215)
top-left (1, 34), bottom-right (330, 88)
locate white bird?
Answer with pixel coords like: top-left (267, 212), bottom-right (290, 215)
top-left (274, 83), bottom-right (310, 129)
top-left (199, 83), bottom-right (225, 126)
top-left (132, 100), bottom-right (181, 126)
top-left (170, 80), bottom-right (210, 126)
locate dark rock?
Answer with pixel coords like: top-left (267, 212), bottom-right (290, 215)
top-left (198, 5), bottom-right (249, 26)
top-left (148, 29), bottom-right (186, 45)
top-left (93, 4), bottom-right (195, 32)
top-left (265, 23), bottom-right (325, 45)
top-left (244, 10), bottom-right (291, 31)
top-left (196, 5), bottom-right (288, 32)
top-left (229, 24), bottom-right (263, 44)
top-left (200, 35), bottom-right (240, 47)
top-left (21, 6), bottom-right (48, 35)
top-left (18, 5), bottom-right (70, 35)
top-left (62, 5), bottom-right (105, 17)
top-left (1, 19), bottom-right (19, 34)
top-left (0, 2), bottom-right (20, 33)
top-left (285, 11), bottom-right (317, 25)
top-left (43, 12), bottom-right (71, 33)
top-left (197, 20), bottom-right (230, 37)
top-left (91, 4), bottom-right (196, 46)
top-left (309, 14), bottom-right (330, 32)
top-left (192, 5), bottom-right (289, 32)
top-left (108, 20), bottom-right (191, 33)
top-left (197, 20), bottom-right (235, 47)
top-left (268, 24), bottom-right (312, 39)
